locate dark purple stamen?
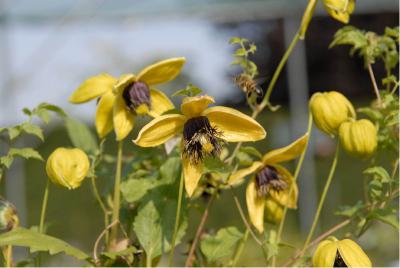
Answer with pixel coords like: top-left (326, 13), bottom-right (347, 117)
top-left (255, 165), bottom-right (287, 197)
top-left (122, 81), bottom-right (151, 112)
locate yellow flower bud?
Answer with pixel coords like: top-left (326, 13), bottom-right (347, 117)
top-left (0, 198), bottom-right (19, 233)
top-left (309, 91), bottom-right (355, 136)
top-left (339, 119), bottom-right (377, 158)
top-left (323, 0), bottom-right (355, 24)
top-left (46, 148), bottom-right (90, 189)
top-left (313, 237), bottom-right (372, 267)
top-left (264, 199), bottom-right (284, 224)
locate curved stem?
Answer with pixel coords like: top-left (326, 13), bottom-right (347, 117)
top-left (367, 63), bottom-right (382, 107)
top-left (301, 143), bottom-right (340, 253)
top-left (185, 192), bottom-right (216, 267)
top-left (91, 176), bottom-right (110, 243)
top-left (259, 31), bottom-right (301, 111)
top-left (168, 171), bottom-right (185, 266)
top-left (231, 229), bottom-right (249, 267)
top-left (39, 180), bottom-right (50, 234)
top-left (109, 141), bottom-right (123, 249)
top-left (93, 220), bottom-right (119, 263)
top-left (272, 113), bottom-right (313, 266)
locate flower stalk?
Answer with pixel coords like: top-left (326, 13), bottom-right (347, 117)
top-left (367, 62), bottom-right (382, 107)
top-left (39, 179), bottom-right (50, 234)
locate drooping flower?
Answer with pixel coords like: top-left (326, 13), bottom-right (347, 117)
top-left (229, 134), bottom-right (308, 233)
top-left (309, 91), bottom-right (355, 137)
top-left (0, 197), bottom-right (19, 233)
top-left (323, 0), bottom-right (355, 24)
top-left (313, 237), bottom-right (372, 267)
top-left (69, 57), bottom-right (185, 141)
top-left (134, 95), bottom-right (266, 197)
top-left (46, 148), bottom-right (90, 189)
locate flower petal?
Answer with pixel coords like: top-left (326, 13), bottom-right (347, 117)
top-left (95, 91), bottom-right (115, 139)
top-left (203, 106), bottom-right (266, 142)
top-left (246, 177), bottom-right (265, 233)
top-left (113, 74), bottom-right (136, 94)
top-left (133, 114), bottom-right (186, 147)
top-left (69, 74), bottom-right (116, 103)
top-left (312, 240), bottom-right (338, 267)
top-left (181, 95), bottom-right (215, 118)
top-left (113, 93), bottom-right (135, 141)
top-left (339, 239), bottom-right (372, 267)
top-left (147, 89), bottom-right (174, 117)
top-left (137, 57), bottom-right (186, 85)
top-left (228, 161), bottom-right (263, 186)
top-left (264, 199), bottom-right (284, 224)
top-left (183, 157), bottom-right (203, 197)
top-left (269, 165), bottom-right (298, 208)
top-left (262, 134), bottom-right (309, 164)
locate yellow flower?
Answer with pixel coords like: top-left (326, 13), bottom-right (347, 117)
top-left (313, 237), bottom-right (372, 267)
top-left (309, 91), bottom-right (355, 137)
top-left (69, 57), bottom-right (186, 141)
top-left (339, 119), bottom-right (377, 158)
top-left (229, 134), bottom-right (308, 233)
top-left (46, 148), bottom-right (90, 189)
top-left (134, 95), bottom-right (266, 197)
top-left (323, 0), bottom-right (355, 24)
top-left (0, 198), bottom-right (19, 233)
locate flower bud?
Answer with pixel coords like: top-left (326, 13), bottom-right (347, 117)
top-left (323, 0), bottom-right (355, 24)
top-left (313, 237), bottom-right (372, 267)
top-left (46, 148), bottom-right (90, 189)
top-left (339, 119), bottom-right (377, 158)
top-left (309, 91), bottom-right (355, 136)
top-left (264, 199), bottom-right (284, 224)
top-left (0, 198), bottom-right (19, 233)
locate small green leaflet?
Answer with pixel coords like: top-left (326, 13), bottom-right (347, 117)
top-left (65, 116), bottom-right (98, 154)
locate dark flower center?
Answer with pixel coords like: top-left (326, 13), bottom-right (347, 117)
top-left (183, 116), bottom-right (222, 164)
top-left (334, 251), bottom-right (347, 267)
top-left (122, 81), bottom-right (151, 113)
top-left (255, 165), bottom-right (288, 197)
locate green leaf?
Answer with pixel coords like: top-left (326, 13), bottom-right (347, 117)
top-left (21, 122), bottom-right (44, 141)
top-left (101, 246), bottom-right (137, 261)
top-left (368, 208), bottom-right (399, 229)
top-left (203, 157), bottom-right (233, 174)
top-left (235, 48), bottom-right (247, 56)
top-left (172, 84), bottom-right (202, 97)
top-left (0, 155), bottom-right (14, 168)
top-left (121, 178), bottom-right (159, 203)
top-left (0, 227), bottom-right (89, 260)
top-left (8, 127), bottom-right (22, 140)
top-left (240, 146), bottom-right (262, 159)
top-left (364, 166), bottom-right (391, 183)
top-left (65, 117), bottom-right (98, 153)
top-left (9, 148), bottom-right (43, 161)
top-left (336, 201), bottom-right (365, 217)
top-left (200, 226), bottom-right (243, 263)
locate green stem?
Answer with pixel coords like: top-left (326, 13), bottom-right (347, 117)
top-left (259, 31), bottom-right (301, 110)
top-left (146, 253), bottom-right (152, 268)
top-left (91, 176), bottom-right (110, 244)
top-left (367, 62), bottom-right (382, 107)
top-left (168, 171), bottom-right (185, 266)
top-left (272, 113), bottom-right (313, 266)
top-left (231, 229), bottom-right (249, 266)
top-left (39, 180), bottom-right (50, 234)
top-left (301, 143), bottom-right (340, 252)
top-left (109, 140), bottom-right (123, 249)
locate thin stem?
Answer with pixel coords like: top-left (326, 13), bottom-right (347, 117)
top-left (185, 192), bottom-right (216, 267)
top-left (4, 246), bottom-right (12, 267)
top-left (283, 219), bottom-right (351, 266)
top-left (272, 113), bottom-right (313, 266)
top-left (259, 31), bottom-right (301, 111)
top-left (168, 171), bottom-right (185, 266)
top-left (231, 229), bottom-right (249, 267)
top-left (109, 141), bottom-right (123, 249)
top-left (93, 220), bottom-right (119, 264)
top-left (91, 176), bottom-right (110, 243)
top-left (39, 180), bottom-right (50, 234)
top-left (301, 143), bottom-right (340, 253)
top-left (367, 63), bottom-right (382, 107)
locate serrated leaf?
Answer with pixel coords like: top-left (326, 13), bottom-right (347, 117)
top-left (9, 148), bottom-right (43, 161)
top-left (65, 117), bottom-right (98, 154)
top-left (364, 166), bottom-right (391, 183)
top-left (172, 84), bottom-right (202, 97)
top-left (101, 246), bottom-right (137, 261)
top-left (0, 227), bottom-right (89, 260)
top-left (8, 127), bottom-right (22, 140)
top-left (21, 122), bottom-right (44, 141)
top-left (200, 226), bottom-right (243, 263)
top-left (121, 178), bottom-right (159, 203)
top-left (0, 155), bottom-right (14, 168)
top-left (368, 209), bottom-right (399, 229)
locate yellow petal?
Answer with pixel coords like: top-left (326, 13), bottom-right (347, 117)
top-left (203, 106), bottom-right (266, 142)
top-left (246, 177), bottom-right (265, 233)
top-left (95, 91), bottom-right (115, 139)
top-left (269, 165), bottom-right (298, 208)
top-left (228, 161), bottom-right (263, 186)
top-left (137, 57), bottom-right (186, 85)
top-left (183, 157), bottom-right (203, 197)
top-left (264, 199), bottom-right (284, 224)
top-left (69, 74), bottom-right (116, 103)
top-left (312, 239), bottom-right (338, 267)
top-left (181, 95), bottom-right (215, 118)
top-left (262, 134), bottom-right (309, 164)
top-left (113, 93), bottom-right (135, 141)
top-left (113, 73), bottom-right (136, 95)
top-left (147, 89), bottom-right (174, 117)
top-left (338, 239), bottom-right (372, 267)
top-left (133, 114), bottom-right (186, 147)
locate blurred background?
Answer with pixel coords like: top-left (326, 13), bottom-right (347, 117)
top-left (0, 0), bottom-right (398, 266)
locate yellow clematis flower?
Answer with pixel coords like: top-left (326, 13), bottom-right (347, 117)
top-left (46, 147), bottom-right (90, 189)
top-left (134, 95), bottom-right (266, 197)
top-left (0, 198), bottom-right (19, 233)
top-left (229, 134), bottom-right (308, 233)
top-left (313, 237), bottom-right (372, 267)
top-left (323, 0), bottom-right (355, 24)
top-left (69, 57), bottom-right (186, 141)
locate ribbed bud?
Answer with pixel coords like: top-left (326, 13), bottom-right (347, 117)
top-left (323, 0), bottom-right (355, 24)
top-left (0, 198), bottom-right (19, 233)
